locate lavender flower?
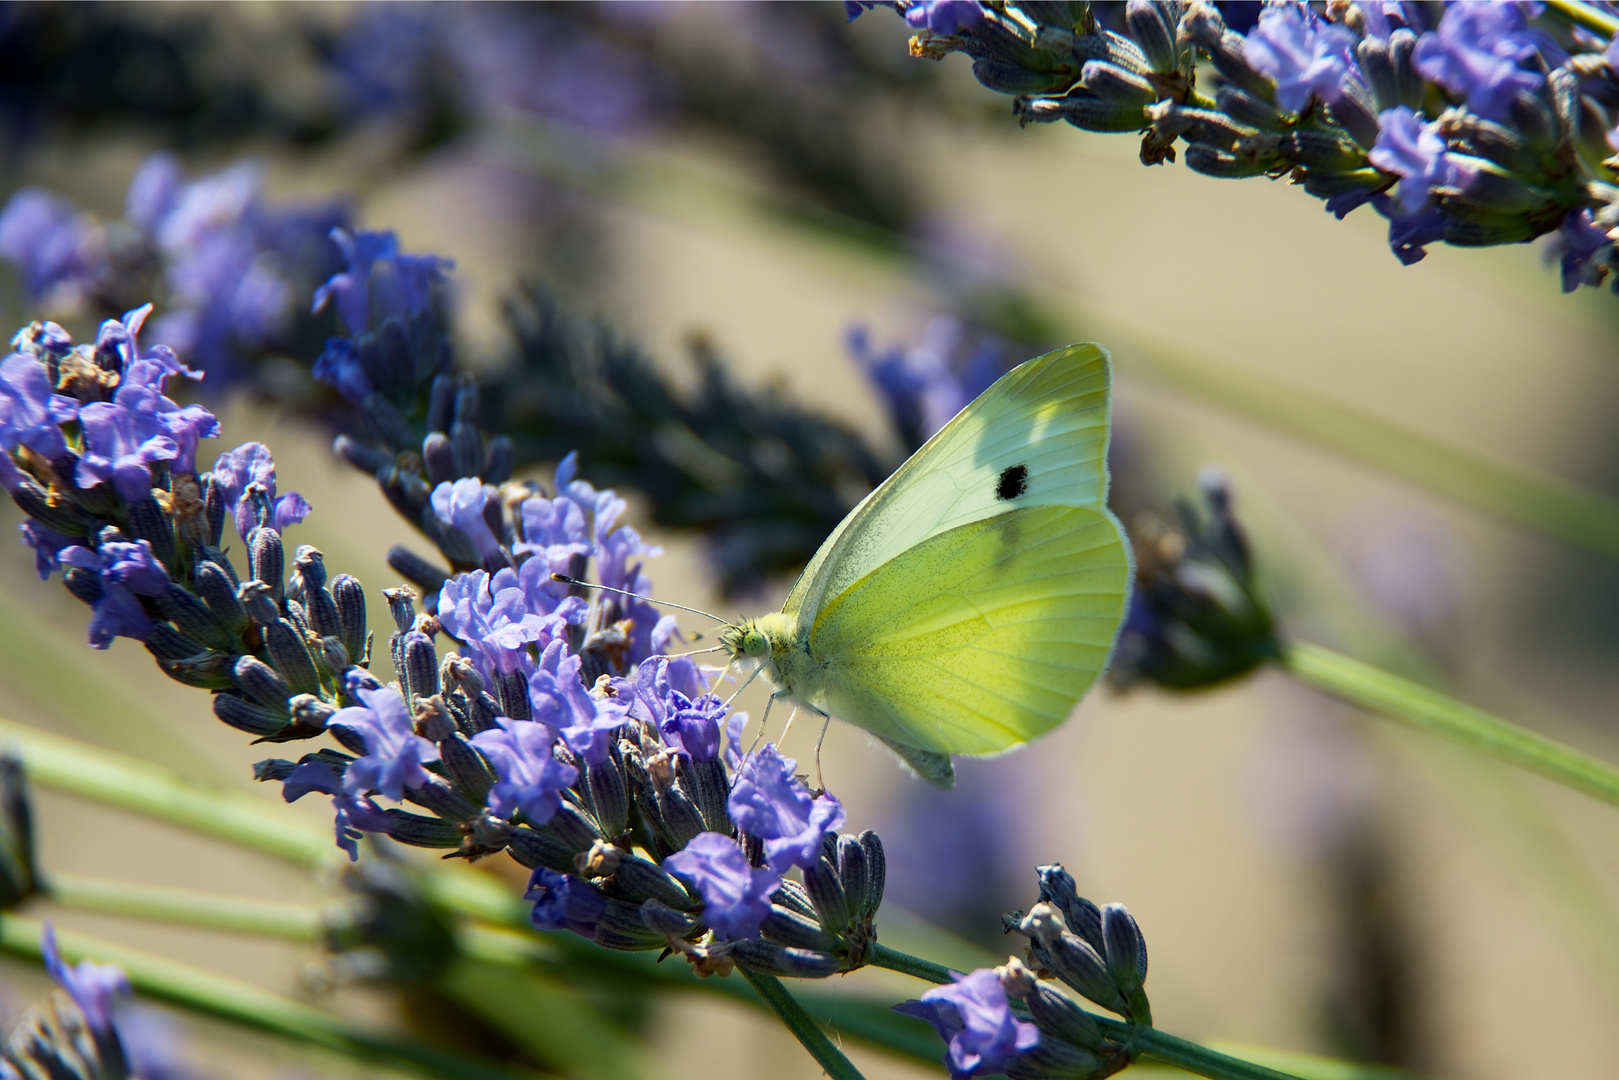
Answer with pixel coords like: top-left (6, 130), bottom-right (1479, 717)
top-left (58, 539), bottom-right (170, 648)
top-left (660, 690), bottom-right (727, 763)
top-left (1242, 3), bottom-right (1356, 113)
top-left (436, 567), bottom-right (585, 683)
top-left (894, 968), bottom-right (1040, 1080)
top-left (905, 0), bottom-right (985, 35)
top-left (40, 924), bottom-right (128, 1035)
top-left (529, 639), bottom-right (630, 766)
top-left (0, 351), bottom-right (77, 460)
top-left (665, 832), bottom-right (779, 941)
top-left (333, 793), bottom-right (394, 861)
top-left (471, 715), bottom-right (580, 826)
top-left (210, 442), bottom-right (311, 541)
top-left (729, 743), bottom-right (846, 872)
top-left (1369, 106), bottom-right (1462, 215)
top-left (1552, 208), bottom-right (1614, 292)
top-left (328, 684), bottom-right (440, 801)
top-left (312, 228), bottom-right (453, 337)
top-left (0, 189), bottom-right (102, 307)
top-left (431, 478), bottom-right (503, 563)
top-left (526, 868), bottom-right (608, 938)
top-left (1412, 2), bottom-right (1546, 121)
top-left (847, 318), bottom-right (1006, 450)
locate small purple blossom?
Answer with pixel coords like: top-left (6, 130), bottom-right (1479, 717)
top-left (95, 304), bottom-right (200, 382)
top-left (334, 793), bottom-right (393, 860)
top-left (312, 337), bottom-right (373, 403)
top-left (1369, 106), bottom-right (1466, 216)
top-left (894, 968), bottom-right (1040, 1080)
top-left (432, 478), bottom-right (504, 562)
top-left (210, 442), bottom-right (311, 541)
top-left (436, 567), bottom-right (585, 682)
top-left (526, 868), bottom-right (607, 938)
top-left (41, 923), bottom-right (129, 1035)
top-left (0, 189), bottom-right (102, 305)
top-left (279, 760), bottom-right (344, 802)
top-left (904, 0), bottom-right (984, 34)
top-left (729, 743), bottom-right (846, 872)
top-left (661, 691), bottom-right (727, 763)
top-left (313, 228), bottom-right (453, 336)
top-left (528, 639), bottom-right (629, 766)
top-left (1241, 2), bottom-right (1356, 114)
top-left (664, 832), bottom-right (780, 940)
top-left (471, 715), bottom-right (580, 826)
top-left (847, 318), bottom-right (1004, 448)
top-left (1551, 208), bottom-right (1613, 292)
top-left (327, 684), bottom-right (440, 801)
top-left (0, 351), bottom-right (77, 459)
top-left (1371, 194), bottom-right (1449, 265)
top-left (19, 521), bottom-right (76, 580)
top-left (1412, 2), bottom-right (1546, 121)
top-left (58, 539), bottom-right (171, 648)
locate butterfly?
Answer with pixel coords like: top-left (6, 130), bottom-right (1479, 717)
top-left (718, 343), bottom-right (1132, 789)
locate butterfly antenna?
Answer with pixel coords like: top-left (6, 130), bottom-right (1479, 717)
top-left (648, 645), bottom-right (727, 661)
top-left (550, 574), bottom-right (729, 625)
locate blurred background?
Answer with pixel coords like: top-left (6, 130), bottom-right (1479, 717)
top-left (1, 3), bottom-right (1618, 1078)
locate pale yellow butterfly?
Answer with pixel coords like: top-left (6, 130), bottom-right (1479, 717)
top-left (719, 342), bottom-right (1132, 789)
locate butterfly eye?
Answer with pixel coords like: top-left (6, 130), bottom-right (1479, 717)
top-left (742, 629), bottom-right (768, 657)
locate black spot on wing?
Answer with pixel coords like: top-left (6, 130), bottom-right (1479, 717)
top-left (995, 464), bottom-right (1029, 501)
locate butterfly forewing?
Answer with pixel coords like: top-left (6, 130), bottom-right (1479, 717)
top-left (782, 343), bottom-right (1114, 622)
top-left (808, 505), bottom-right (1130, 755)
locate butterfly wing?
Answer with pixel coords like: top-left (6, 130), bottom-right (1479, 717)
top-left (808, 504), bottom-right (1130, 758)
top-left (783, 343), bottom-right (1117, 624)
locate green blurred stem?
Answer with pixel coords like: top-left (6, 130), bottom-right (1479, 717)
top-left (738, 966), bottom-right (867, 1080)
top-left (1547, 0), bottom-right (1619, 34)
top-left (46, 873), bottom-right (323, 940)
top-left (0, 915), bottom-right (549, 1080)
top-left (0, 719), bottom-right (331, 866)
top-left (1282, 642), bottom-right (1619, 809)
top-left (866, 945), bottom-right (1303, 1080)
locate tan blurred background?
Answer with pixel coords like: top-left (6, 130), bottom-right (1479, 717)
top-left (3, 4), bottom-right (1619, 1078)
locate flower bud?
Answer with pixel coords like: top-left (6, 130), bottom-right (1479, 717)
top-left (729, 939), bottom-right (842, 979)
top-left (1125, 0), bottom-right (1177, 73)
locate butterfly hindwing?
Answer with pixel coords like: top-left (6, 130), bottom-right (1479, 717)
top-left (808, 504), bottom-right (1130, 756)
top-left (783, 344), bottom-right (1115, 623)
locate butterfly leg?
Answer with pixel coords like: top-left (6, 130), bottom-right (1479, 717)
top-left (812, 714), bottom-right (832, 793)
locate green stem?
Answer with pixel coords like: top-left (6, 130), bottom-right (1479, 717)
top-left (866, 940), bottom-right (959, 983)
top-left (866, 946), bottom-right (1303, 1080)
top-left (0, 719), bottom-right (330, 866)
top-left (1282, 642), bottom-right (1619, 809)
top-left (737, 967), bottom-right (867, 1080)
top-left (1547, 0), bottom-right (1619, 35)
top-left (1102, 1023), bottom-right (1308, 1080)
top-left (45, 873), bottom-right (323, 940)
top-left (0, 915), bottom-right (550, 1080)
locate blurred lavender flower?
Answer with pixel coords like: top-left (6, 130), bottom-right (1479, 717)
top-left (0, 155), bottom-right (347, 381)
top-left (7, 925), bottom-right (210, 1080)
top-left (895, 967), bottom-right (1040, 1080)
top-left (1243, 4), bottom-right (1356, 113)
top-left (0, 189), bottom-right (102, 307)
top-left (848, 317), bottom-right (1008, 451)
top-left (1411, 2), bottom-right (1547, 121)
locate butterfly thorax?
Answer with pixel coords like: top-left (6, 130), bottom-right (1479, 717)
top-left (721, 612), bottom-right (825, 708)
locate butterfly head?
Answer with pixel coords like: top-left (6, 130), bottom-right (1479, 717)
top-left (720, 619), bottom-right (771, 662)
